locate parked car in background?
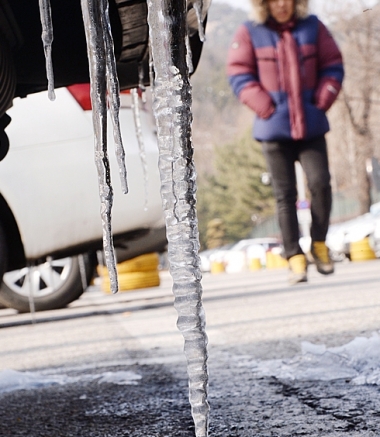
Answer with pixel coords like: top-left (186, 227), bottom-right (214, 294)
top-left (326, 202), bottom-right (380, 261)
top-left (0, 86), bottom-right (167, 312)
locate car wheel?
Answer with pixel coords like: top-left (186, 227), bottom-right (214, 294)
top-left (0, 254), bottom-right (95, 313)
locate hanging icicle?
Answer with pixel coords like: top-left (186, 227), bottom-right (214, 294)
top-left (147, 1), bottom-right (210, 436)
top-left (38, 0), bottom-right (55, 101)
top-left (131, 88), bottom-right (149, 210)
top-left (193, 0), bottom-right (206, 42)
top-left (100, 0), bottom-right (128, 195)
top-left (138, 62), bottom-right (147, 104)
top-left (185, 34), bottom-right (194, 74)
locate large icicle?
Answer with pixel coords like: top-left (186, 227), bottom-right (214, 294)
top-left (147, 1), bottom-right (209, 436)
top-left (38, 0), bottom-right (55, 101)
top-left (80, 0), bottom-right (118, 294)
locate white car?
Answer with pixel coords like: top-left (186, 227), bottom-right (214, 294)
top-left (326, 202), bottom-right (380, 261)
top-left (0, 86), bottom-right (166, 312)
top-left (370, 217), bottom-right (380, 257)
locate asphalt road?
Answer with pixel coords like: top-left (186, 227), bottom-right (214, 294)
top-left (1, 259), bottom-right (380, 436)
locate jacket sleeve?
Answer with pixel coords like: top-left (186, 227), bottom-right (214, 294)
top-left (227, 24), bottom-right (275, 119)
top-left (315, 20), bottom-right (344, 112)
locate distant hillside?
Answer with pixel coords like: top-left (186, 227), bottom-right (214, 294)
top-left (191, 3), bottom-right (252, 176)
top-left (203, 3), bottom-right (248, 54)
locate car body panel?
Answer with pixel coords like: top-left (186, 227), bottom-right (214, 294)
top-left (0, 88), bottom-right (164, 260)
top-left (326, 202), bottom-right (380, 259)
top-left (370, 217), bottom-right (380, 257)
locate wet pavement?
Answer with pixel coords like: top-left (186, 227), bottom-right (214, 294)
top-left (1, 259), bottom-right (380, 436)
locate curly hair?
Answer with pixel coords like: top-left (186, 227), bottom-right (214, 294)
top-left (250, 0), bottom-right (309, 24)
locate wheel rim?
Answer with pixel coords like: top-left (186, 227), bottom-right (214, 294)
top-left (3, 257), bottom-right (73, 298)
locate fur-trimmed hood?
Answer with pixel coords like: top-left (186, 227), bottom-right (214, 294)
top-left (250, 0), bottom-right (309, 24)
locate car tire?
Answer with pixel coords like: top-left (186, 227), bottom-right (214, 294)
top-left (0, 221), bottom-right (7, 284)
top-left (98, 253), bottom-right (160, 275)
top-left (0, 35), bottom-right (15, 119)
top-left (99, 270), bottom-right (161, 294)
top-left (97, 253), bottom-right (161, 294)
top-left (0, 253), bottom-right (95, 313)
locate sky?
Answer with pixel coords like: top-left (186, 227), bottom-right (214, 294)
top-left (211, 0), bottom-right (378, 21)
top-left (211, 0), bottom-right (327, 15)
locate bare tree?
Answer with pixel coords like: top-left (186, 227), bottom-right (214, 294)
top-left (328, 2), bottom-right (380, 213)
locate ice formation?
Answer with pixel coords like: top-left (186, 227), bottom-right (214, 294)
top-left (131, 88), bottom-right (148, 208)
top-left (193, 0), bottom-right (206, 42)
top-left (80, 0), bottom-right (125, 294)
top-left (27, 264), bottom-right (36, 322)
top-left (185, 35), bottom-right (194, 74)
top-left (39, 0), bottom-right (132, 294)
top-left (38, 0), bottom-right (210, 434)
top-left (38, 0), bottom-right (55, 101)
top-left (251, 332), bottom-right (380, 385)
top-left (100, 0), bottom-right (128, 195)
top-left (0, 369), bottom-right (142, 394)
top-left (138, 63), bottom-right (147, 103)
top-left (146, 1), bottom-right (209, 436)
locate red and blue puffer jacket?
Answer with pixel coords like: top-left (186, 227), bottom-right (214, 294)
top-left (227, 15), bottom-right (344, 142)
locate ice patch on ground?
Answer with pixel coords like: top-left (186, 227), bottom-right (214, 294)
top-left (0, 369), bottom-right (68, 393)
top-left (0, 368), bottom-right (142, 393)
top-left (251, 332), bottom-right (380, 385)
top-left (97, 370), bottom-right (142, 385)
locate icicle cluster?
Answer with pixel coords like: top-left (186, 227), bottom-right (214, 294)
top-left (147, 1), bottom-right (209, 436)
top-left (39, 0), bottom-right (129, 294)
top-left (38, 0), bottom-right (210, 434)
top-left (79, 0), bottom-right (130, 294)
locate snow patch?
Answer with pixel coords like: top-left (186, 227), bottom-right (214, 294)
top-left (0, 369), bottom-right (69, 393)
top-left (0, 369), bottom-right (142, 394)
top-left (97, 370), bottom-right (142, 385)
top-left (251, 332), bottom-right (380, 385)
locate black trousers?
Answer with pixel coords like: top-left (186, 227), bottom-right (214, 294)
top-left (261, 136), bottom-right (332, 259)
